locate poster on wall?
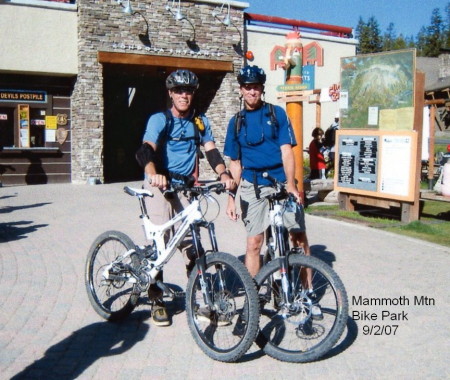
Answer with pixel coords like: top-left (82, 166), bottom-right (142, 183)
top-left (335, 130), bottom-right (417, 201)
top-left (339, 49), bottom-right (415, 131)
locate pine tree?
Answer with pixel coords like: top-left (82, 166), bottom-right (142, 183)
top-left (422, 8), bottom-right (445, 57)
top-left (383, 23), bottom-right (396, 51)
top-left (356, 16), bottom-right (382, 54)
top-left (355, 17), bottom-right (367, 54)
top-left (416, 26), bottom-right (428, 57)
top-left (365, 16), bottom-right (383, 53)
top-left (445, 2), bottom-right (450, 48)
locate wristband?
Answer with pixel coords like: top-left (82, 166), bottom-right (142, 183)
top-left (218, 169), bottom-right (232, 180)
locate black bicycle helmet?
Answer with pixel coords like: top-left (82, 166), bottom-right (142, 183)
top-left (166, 69), bottom-right (199, 90)
top-left (237, 65), bottom-right (266, 85)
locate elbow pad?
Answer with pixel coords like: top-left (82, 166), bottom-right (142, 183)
top-left (205, 148), bottom-right (225, 170)
top-left (135, 143), bottom-right (156, 168)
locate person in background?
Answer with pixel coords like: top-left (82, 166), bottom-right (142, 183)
top-left (308, 127), bottom-right (327, 180)
top-left (324, 112), bottom-right (340, 169)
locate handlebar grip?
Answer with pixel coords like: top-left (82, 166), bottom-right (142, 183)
top-left (262, 171), bottom-right (278, 185)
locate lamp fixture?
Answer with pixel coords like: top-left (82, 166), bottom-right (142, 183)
top-left (116, 0), bottom-right (133, 14)
top-left (165, 0), bottom-right (198, 51)
top-left (166, 0), bottom-right (184, 21)
top-left (116, 0), bottom-right (152, 47)
top-left (212, 1), bottom-right (230, 26)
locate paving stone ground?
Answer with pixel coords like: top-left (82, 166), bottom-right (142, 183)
top-left (1, 181), bottom-right (449, 379)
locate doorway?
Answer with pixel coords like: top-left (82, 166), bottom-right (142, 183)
top-left (102, 61), bottom-right (229, 183)
top-left (103, 65), bottom-right (167, 182)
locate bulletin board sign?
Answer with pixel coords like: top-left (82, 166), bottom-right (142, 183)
top-left (334, 130), bottom-right (418, 202)
top-left (339, 49), bottom-right (415, 131)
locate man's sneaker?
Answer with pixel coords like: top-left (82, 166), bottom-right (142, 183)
top-left (195, 306), bottom-right (231, 327)
top-left (151, 299), bottom-right (171, 327)
top-left (311, 304), bottom-right (324, 320)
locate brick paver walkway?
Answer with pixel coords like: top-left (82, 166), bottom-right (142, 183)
top-left (1, 182), bottom-right (448, 379)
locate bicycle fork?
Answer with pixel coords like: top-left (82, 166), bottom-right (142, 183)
top-left (192, 223), bottom-right (226, 310)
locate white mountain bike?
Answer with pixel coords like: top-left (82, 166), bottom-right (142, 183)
top-left (85, 181), bottom-right (259, 362)
top-left (255, 173), bottom-right (349, 363)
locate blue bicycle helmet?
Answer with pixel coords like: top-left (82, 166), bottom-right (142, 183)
top-left (237, 65), bottom-right (266, 85)
top-left (166, 69), bottom-right (199, 90)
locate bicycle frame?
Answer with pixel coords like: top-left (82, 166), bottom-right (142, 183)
top-left (123, 186), bottom-right (225, 309)
top-left (264, 176), bottom-right (307, 311)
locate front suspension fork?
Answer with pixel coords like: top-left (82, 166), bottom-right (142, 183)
top-left (193, 223), bottom-right (226, 309)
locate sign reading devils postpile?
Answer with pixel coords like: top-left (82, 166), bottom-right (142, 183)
top-left (0, 90), bottom-right (47, 103)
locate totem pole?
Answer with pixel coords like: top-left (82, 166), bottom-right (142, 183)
top-left (284, 31), bottom-right (305, 197)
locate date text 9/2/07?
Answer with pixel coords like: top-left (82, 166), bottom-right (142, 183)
top-left (363, 325), bottom-right (398, 335)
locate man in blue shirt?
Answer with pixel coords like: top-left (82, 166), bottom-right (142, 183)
top-left (137, 69), bottom-right (234, 326)
top-left (224, 65), bottom-right (310, 277)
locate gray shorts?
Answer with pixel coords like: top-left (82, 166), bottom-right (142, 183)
top-left (240, 179), bottom-right (306, 237)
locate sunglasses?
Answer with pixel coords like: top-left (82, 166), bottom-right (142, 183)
top-left (172, 87), bottom-right (195, 95)
top-left (241, 84), bottom-right (263, 92)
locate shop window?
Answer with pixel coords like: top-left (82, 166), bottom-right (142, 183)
top-left (30, 108), bottom-right (46, 147)
top-left (0, 107), bottom-right (14, 148)
top-left (0, 105), bottom-right (49, 149)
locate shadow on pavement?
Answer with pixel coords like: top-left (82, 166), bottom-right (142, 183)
top-left (11, 310), bottom-right (150, 380)
top-left (0, 202), bottom-right (52, 214)
top-left (319, 316), bottom-right (358, 361)
top-left (310, 244), bottom-right (336, 267)
top-left (0, 221), bottom-right (48, 243)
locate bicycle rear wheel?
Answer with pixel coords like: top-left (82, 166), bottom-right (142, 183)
top-left (185, 252), bottom-right (260, 362)
top-left (85, 230), bottom-right (140, 321)
top-left (255, 254), bottom-right (348, 363)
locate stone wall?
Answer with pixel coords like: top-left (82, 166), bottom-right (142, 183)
top-left (72, 0), bottom-right (246, 183)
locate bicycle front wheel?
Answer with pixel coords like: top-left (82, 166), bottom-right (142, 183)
top-left (85, 230), bottom-right (140, 321)
top-left (185, 252), bottom-right (260, 362)
top-left (255, 254), bottom-right (348, 363)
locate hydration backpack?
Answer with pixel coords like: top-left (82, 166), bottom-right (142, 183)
top-left (233, 102), bottom-right (279, 139)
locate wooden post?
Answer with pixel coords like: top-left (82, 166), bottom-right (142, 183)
top-left (288, 102), bottom-right (304, 196)
top-left (316, 101), bottom-right (321, 128)
top-left (400, 70), bottom-right (424, 223)
top-left (424, 99), bottom-right (446, 188)
top-left (428, 105), bottom-right (435, 188)
top-left (283, 31), bottom-right (305, 199)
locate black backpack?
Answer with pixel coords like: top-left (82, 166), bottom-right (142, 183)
top-left (233, 102), bottom-right (279, 140)
top-left (324, 124), bottom-right (338, 148)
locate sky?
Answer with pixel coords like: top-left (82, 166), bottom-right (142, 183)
top-left (245, 0), bottom-right (447, 38)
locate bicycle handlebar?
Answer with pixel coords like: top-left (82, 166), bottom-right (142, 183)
top-left (170, 182), bottom-right (227, 196)
top-left (124, 182), bottom-right (228, 200)
top-left (262, 172), bottom-right (297, 203)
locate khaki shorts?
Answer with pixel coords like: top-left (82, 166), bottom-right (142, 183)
top-left (240, 179), bottom-right (306, 237)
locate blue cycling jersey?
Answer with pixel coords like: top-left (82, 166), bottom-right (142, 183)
top-left (224, 103), bottom-right (296, 186)
top-left (143, 111), bottom-right (214, 178)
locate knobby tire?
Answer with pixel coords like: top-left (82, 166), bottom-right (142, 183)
top-left (255, 254), bottom-right (348, 363)
top-left (85, 230), bottom-right (140, 321)
top-left (185, 252), bottom-right (260, 362)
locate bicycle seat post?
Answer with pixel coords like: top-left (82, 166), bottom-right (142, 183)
top-left (138, 195), bottom-right (149, 218)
